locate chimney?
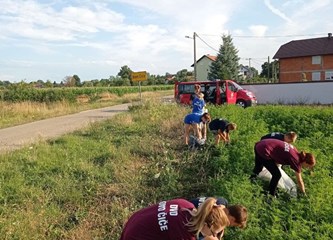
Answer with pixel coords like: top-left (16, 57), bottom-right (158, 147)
top-left (328, 33), bottom-right (332, 38)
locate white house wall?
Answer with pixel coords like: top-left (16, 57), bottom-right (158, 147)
top-left (242, 81), bottom-right (333, 104)
top-left (197, 58), bottom-right (212, 81)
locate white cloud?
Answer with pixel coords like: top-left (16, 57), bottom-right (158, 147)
top-left (0, 1), bottom-right (125, 41)
top-left (282, 0), bottom-right (305, 8)
top-left (264, 0), bottom-right (293, 24)
top-left (291, 0), bottom-right (331, 19)
top-left (249, 25), bottom-right (268, 37)
top-left (0, 0), bottom-right (332, 81)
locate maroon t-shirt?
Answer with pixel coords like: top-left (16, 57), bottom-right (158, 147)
top-left (120, 199), bottom-right (196, 240)
top-left (255, 139), bottom-right (302, 173)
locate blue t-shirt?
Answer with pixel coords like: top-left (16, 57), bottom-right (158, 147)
top-left (260, 132), bottom-right (284, 141)
top-left (184, 113), bottom-right (202, 124)
top-left (209, 119), bottom-right (229, 132)
top-left (192, 97), bottom-right (205, 115)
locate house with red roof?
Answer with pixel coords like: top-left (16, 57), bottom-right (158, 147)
top-left (191, 54), bottom-right (250, 81)
top-left (191, 54), bottom-right (217, 80)
top-left (273, 33), bottom-right (333, 82)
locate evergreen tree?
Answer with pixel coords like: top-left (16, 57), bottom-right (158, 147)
top-left (208, 34), bottom-right (240, 80)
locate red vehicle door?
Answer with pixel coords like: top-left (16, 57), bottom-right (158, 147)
top-left (215, 80), bottom-right (236, 104)
top-left (224, 80), bottom-right (237, 104)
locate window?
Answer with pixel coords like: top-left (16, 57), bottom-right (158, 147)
top-left (178, 84), bottom-right (194, 94)
top-left (312, 72), bottom-right (321, 81)
top-left (312, 56), bottom-right (321, 65)
top-left (178, 84), bottom-right (205, 94)
top-left (227, 82), bottom-right (237, 92)
top-left (325, 71), bottom-right (333, 80)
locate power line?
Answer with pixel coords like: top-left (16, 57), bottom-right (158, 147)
top-left (195, 33), bottom-right (219, 52)
top-left (199, 32), bottom-right (328, 38)
top-left (240, 57), bottom-right (267, 60)
top-left (194, 33), bottom-right (285, 71)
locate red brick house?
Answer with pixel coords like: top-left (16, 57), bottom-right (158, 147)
top-left (273, 33), bottom-right (333, 82)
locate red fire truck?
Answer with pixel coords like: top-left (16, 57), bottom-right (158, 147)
top-left (174, 80), bottom-right (257, 108)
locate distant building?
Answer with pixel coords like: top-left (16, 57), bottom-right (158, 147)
top-left (165, 74), bottom-right (176, 83)
top-left (191, 54), bottom-right (217, 81)
top-left (238, 64), bottom-right (253, 80)
top-left (191, 54), bottom-right (251, 81)
top-left (273, 33), bottom-right (333, 82)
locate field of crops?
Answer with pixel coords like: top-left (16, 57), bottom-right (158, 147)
top-left (0, 102), bottom-right (332, 239)
top-left (0, 85), bottom-right (173, 102)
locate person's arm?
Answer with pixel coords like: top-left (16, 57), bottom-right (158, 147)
top-left (225, 132), bottom-right (230, 143)
top-left (219, 131), bottom-right (228, 142)
top-left (295, 171), bottom-right (305, 193)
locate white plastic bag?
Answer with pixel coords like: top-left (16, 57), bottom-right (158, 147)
top-left (189, 135), bottom-right (205, 150)
top-left (258, 165), bottom-right (297, 197)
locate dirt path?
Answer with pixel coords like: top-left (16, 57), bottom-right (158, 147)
top-left (0, 103), bottom-right (130, 153)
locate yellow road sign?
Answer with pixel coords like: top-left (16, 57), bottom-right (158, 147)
top-left (131, 71), bottom-right (147, 82)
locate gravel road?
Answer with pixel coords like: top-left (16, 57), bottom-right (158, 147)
top-left (0, 103), bottom-right (130, 153)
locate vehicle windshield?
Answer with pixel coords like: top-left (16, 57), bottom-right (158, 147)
top-left (232, 82), bottom-right (244, 90)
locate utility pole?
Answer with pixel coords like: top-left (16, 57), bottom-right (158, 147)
top-left (272, 61), bottom-right (275, 82)
top-left (185, 32), bottom-right (197, 81)
top-left (245, 58), bottom-right (252, 80)
top-left (193, 32), bottom-right (197, 81)
top-left (267, 56), bottom-right (270, 82)
top-left (248, 57), bottom-right (251, 79)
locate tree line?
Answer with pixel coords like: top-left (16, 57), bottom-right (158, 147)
top-left (0, 35), bottom-right (278, 89)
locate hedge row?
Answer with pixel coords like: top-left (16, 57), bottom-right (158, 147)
top-left (0, 85), bottom-right (174, 103)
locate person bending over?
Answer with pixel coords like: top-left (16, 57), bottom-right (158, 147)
top-left (260, 131), bottom-right (297, 143)
top-left (189, 197), bottom-right (247, 239)
top-left (184, 112), bottom-right (211, 145)
top-left (250, 138), bottom-right (316, 196)
top-left (209, 118), bottom-right (237, 145)
top-left (120, 197), bottom-right (230, 240)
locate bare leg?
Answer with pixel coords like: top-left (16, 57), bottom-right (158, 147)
top-left (184, 124), bottom-right (190, 145)
top-left (193, 124), bottom-right (202, 139)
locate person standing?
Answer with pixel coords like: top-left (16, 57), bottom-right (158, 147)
top-left (250, 138), bottom-right (316, 196)
top-left (208, 118), bottom-right (237, 145)
top-left (189, 84), bottom-right (202, 105)
top-left (119, 198), bottom-right (230, 240)
top-left (191, 92), bottom-right (207, 142)
top-left (192, 92), bottom-right (206, 115)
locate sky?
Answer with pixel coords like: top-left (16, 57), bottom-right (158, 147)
top-left (0, 0), bottom-right (332, 83)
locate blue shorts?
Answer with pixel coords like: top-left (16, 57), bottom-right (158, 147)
top-left (184, 113), bottom-right (201, 124)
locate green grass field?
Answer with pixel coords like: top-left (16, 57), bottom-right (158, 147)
top-left (0, 102), bottom-right (332, 239)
